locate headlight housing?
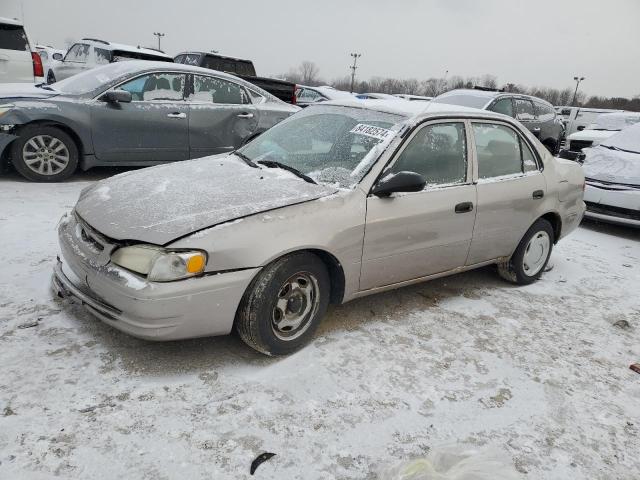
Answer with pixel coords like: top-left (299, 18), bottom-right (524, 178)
top-left (110, 245), bottom-right (207, 282)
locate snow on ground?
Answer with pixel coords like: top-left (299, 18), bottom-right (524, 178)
top-left (0, 169), bottom-right (639, 480)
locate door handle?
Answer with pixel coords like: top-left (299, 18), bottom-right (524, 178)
top-left (532, 190), bottom-right (544, 199)
top-left (454, 202), bottom-right (474, 213)
top-left (237, 113), bottom-right (254, 119)
top-left (167, 112), bottom-right (186, 119)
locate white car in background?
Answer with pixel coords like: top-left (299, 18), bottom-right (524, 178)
top-left (582, 122), bottom-right (640, 227)
top-left (295, 85), bottom-right (354, 107)
top-left (35, 44), bottom-right (65, 84)
top-left (47, 38), bottom-right (172, 83)
top-left (559, 112), bottom-right (640, 161)
top-left (355, 92), bottom-right (398, 100)
top-left (0, 16), bottom-right (43, 83)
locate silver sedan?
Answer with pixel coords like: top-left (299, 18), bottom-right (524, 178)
top-left (53, 99), bottom-right (586, 355)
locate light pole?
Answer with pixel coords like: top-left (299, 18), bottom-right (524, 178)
top-left (572, 76), bottom-right (585, 106)
top-left (153, 32), bottom-right (165, 51)
top-left (349, 53), bottom-right (361, 93)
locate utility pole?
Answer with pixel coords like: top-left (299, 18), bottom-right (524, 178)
top-left (153, 32), bottom-right (165, 51)
top-left (572, 76), bottom-right (585, 106)
top-left (349, 53), bottom-right (361, 93)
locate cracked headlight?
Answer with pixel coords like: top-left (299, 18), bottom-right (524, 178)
top-left (111, 245), bottom-right (207, 282)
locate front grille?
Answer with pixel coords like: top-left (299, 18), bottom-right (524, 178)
top-left (569, 140), bottom-right (593, 151)
top-left (585, 201), bottom-right (640, 221)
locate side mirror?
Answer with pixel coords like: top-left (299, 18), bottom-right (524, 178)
top-left (52, 53), bottom-right (63, 61)
top-left (100, 89), bottom-right (132, 103)
top-left (371, 171), bottom-right (426, 197)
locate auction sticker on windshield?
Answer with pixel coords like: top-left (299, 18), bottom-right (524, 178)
top-left (350, 124), bottom-right (393, 141)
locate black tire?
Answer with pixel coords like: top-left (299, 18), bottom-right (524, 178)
top-left (235, 252), bottom-right (330, 356)
top-left (11, 125), bottom-right (78, 182)
top-left (498, 218), bottom-right (554, 285)
top-left (47, 70), bottom-right (56, 84)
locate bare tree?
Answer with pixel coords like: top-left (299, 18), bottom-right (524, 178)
top-left (299, 61), bottom-right (321, 85)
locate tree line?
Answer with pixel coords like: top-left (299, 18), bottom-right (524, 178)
top-left (282, 62), bottom-right (640, 111)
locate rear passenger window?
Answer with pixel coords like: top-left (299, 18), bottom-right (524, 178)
top-left (489, 98), bottom-right (514, 117)
top-left (94, 48), bottom-right (111, 64)
top-left (473, 123), bottom-right (524, 179)
top-left (0, 24), bottom-right (29, 51)
top-left (189, 75), bottom-right (249, 104)
top-left (391, 122), bottom-right (467, 186)
top-left (514, 99), bottom-right (535, 121)
top-left (535, 102), bottom-right (555, 122)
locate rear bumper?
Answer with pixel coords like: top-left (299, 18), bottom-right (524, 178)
top-left (52, 256), bottom-right (259, 340)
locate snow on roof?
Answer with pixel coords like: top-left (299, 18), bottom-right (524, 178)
top-left (81, 39), bottom-right (171, 58)
top-left (321, 98), bottom-right (492, 119)
top-left (590, 112), bottom-right (640, 131)
top-left (299, 85), bottom-right (354, 100)
top-left (0, 16), bottom-right (23, 26)
top-left (437, 88), bottom-right (501, 99)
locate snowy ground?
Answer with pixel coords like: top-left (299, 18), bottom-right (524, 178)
top-left (1, 168), bottom-right (639, 480)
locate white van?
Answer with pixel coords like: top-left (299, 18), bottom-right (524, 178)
top-left (0, 16), bottom-right (43, 83)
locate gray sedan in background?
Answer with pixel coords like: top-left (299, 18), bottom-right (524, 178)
top-left (53, 100), bottom-right (585, 355)
top-left (0, 61), bottom-right (298, 181)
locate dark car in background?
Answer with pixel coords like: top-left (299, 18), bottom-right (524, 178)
top-left (433, 88), bottom-right (564, 154)
top-left (0, 61), bottom-right (298, 182)
top-left (174, 51), bottom-right (297, 105)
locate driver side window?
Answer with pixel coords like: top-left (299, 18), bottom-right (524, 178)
top-left (390, 122), bottom-right (467, 186)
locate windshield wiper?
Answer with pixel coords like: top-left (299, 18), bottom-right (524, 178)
top-left (34, 83), bottom-right (54, 91)
top-left (233, 151), bottom-right (258, 168)
top-left (257, 160), bottom-right (317, 184)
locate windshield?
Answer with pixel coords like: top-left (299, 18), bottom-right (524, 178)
top-left (51, 62), bottom-right (138, 95)
top-left (432, 93), bottom-right (491, 109)
top-left (238, 105), bottom-right (406, 188)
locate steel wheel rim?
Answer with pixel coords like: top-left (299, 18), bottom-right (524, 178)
top-left (271, 272), bottom-right (320, 341)
top-left (522, 231), bottom-right (550, 276)
top-left (22, 135), bottom-right (70, 176)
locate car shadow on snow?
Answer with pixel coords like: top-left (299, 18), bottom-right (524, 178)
top-left (580, 218), bottom-right (640, 241)
top-left (60, 265), bottom-right (508, 376)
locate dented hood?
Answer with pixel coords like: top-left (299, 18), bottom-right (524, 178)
top-left (75, 155), bottom-right (338, 245)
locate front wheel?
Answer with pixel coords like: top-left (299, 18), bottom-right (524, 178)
top-left (10, 125), bottom-right (78, 182)
top-left (498, 219), bottom-right (554, 285)
top-left (235, 252), bottom-right (330, 356)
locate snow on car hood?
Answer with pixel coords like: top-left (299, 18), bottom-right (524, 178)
top-left (75, 155), bottom-right (338, 245)
top-left (567, 129), bottom-right (615, 143)
top-left (0, 83), bottom-right (58, 100)
top-left (583, 147), bottom-right (640, 186)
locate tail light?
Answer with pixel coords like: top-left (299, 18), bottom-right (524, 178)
top-left (32, 52), bottom-right (44, 78)
top-left (291, 84), bottom-right (297, 105)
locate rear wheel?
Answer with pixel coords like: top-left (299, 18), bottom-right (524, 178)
top-left (46, 70), bottom-right (56, 84)
top-left (11, 125), bottom-right (78, 182)
top-left (235, 252), bottom-right (330, 356)
top-left (498, 218), bottom-right (554, 285)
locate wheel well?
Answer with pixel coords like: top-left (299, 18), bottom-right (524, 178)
top-left (14, 121), bottom-right (84, 157)
top-left (303, 249), bottom-right (346, 304)
top-left (540, 212), bottom-right (562, 243)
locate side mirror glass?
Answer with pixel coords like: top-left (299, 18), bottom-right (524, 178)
top-left (372, 171), bottom-right (426, 197)
top-left (52, 53), bottom-right (63, 61)
top-left (100, 89), bottom-right (132, 103)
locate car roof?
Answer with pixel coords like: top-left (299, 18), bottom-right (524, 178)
top-left (0, 16), bottom-right (23, 26)
top-left (321, 98), bottom-right (498, 120)
top-left (79, 39), bottom-right (172, 58)
top-left (437, 88), bottom-right (554, 106)
top-left (300, 85), bottom-right (354, 100)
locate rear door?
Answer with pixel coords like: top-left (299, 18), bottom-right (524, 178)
top-left (0, 22), bottom-right (32, 83)
top-left (91, 71), bottom-right (189, 162)
top-left (466, 121), bottom-right (546, 264)
top-left (514, 97), bottom-right (541, 138)
top-left (55, 43), bottom-right (90, 80)
top-left (185, 74), bottom-right (258, 158)
top-left (360, 120), bottom-right (477, 290)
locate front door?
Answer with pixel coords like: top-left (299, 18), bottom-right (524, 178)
top-left (90, 72), bottom-right (189, 162)
top-left (55, 43), bottom-right (90, 80)
top-left (186, 74), bottom-right (258, 158)
top-left (360, 120), bottom-right (477, 291)
top-left (466, 121), bottom-right (547, 264)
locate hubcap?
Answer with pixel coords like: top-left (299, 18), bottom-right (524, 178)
top-left (272, 272), bottom-right (320, 341)
top-left (522, 231), bottom-right (550, 276)
top-left (22, 135), bottom-right (70, 176)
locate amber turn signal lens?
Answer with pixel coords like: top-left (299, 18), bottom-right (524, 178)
top-left (186, 254), bottom-right (206, 273)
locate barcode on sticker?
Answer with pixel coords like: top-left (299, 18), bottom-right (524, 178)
top-left (350, 124), bottom-right (393, 141)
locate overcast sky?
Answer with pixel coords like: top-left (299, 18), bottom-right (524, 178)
top-left (2, 0), bottom-right (639, 98)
